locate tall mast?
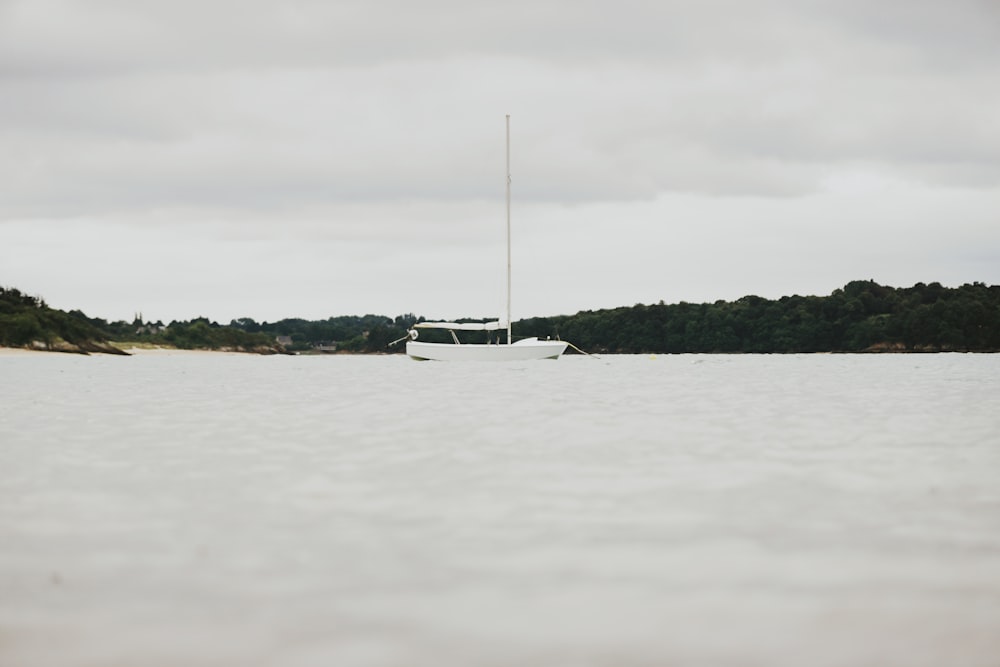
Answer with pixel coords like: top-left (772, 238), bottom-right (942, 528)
top-left (505, 114), bottom-right (512, 345)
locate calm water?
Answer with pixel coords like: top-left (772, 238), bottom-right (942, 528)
top-left (1, 353), bottom-right (999, 666)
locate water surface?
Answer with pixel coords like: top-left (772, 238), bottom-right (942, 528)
top-left (2, 353), bottom-right (999, 666)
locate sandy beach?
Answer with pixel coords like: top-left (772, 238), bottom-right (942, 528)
top-left (0, 347), bottom-right (47, 356)
top-left (0, 345), bottom-right (243, 357)
top-left (118, 345), bottom-right (244, 356)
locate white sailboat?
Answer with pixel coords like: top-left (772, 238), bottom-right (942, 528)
top-left (405, 116), bottom-right (568, 361)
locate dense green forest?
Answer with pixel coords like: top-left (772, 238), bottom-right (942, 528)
top-left (2, 280), bottom-right (999, 354)
top-left (520, 280), bottom-right (1000, 354)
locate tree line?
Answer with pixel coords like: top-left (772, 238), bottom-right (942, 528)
top-left (0, 287), bottom-right (276, 353)
top-left (519, 280), bottom-right (1000, 353)
top-left (0, 287), bottom-right (126, 353)
top-left (226, 314), bottom-right (417, 352)
top-left (235, 280), bottom-right (1000, 354)
top-left (3, 280), bottom-right (999, 354)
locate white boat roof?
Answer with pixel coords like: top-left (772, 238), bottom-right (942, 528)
top-left (413, 321), bottom-right (505, 331)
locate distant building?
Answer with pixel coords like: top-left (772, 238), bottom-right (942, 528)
top-left (275, 335), bottom-right (293, 346)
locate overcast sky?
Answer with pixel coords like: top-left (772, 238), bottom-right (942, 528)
top-left (2, 0), bottom-right (998, 324)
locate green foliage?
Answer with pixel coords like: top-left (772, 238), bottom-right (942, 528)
top-left (545, 280), bottom-right (1000, 353)
top-left (155, 319), bottom-right (275, 350)
top-left (0, 311), bottom-right (44, 346)
top-left (0, 286), bottom-right (109, 348)
top-left (229, 313), bottom-right (416, 353)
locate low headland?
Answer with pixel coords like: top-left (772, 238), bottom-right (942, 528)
top-left (2, 280), bottom-right (998, 356)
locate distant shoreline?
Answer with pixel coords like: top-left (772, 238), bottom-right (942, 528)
top-left (5, 281), bottom-right (1000, 355)
top-left (4, 344), bottom-right (997, 358)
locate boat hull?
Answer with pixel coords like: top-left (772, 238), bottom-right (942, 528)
top-left (406, 338), bottom-right (567, 361)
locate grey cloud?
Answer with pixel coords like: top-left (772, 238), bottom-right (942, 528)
top-left (3, 0), bottom-right (998, 217)
top-left (2, 0), bottom-right (998, 322)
